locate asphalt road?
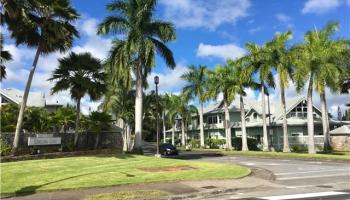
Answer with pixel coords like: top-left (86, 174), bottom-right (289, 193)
top-left (172, 151), bottom-right (350, 199)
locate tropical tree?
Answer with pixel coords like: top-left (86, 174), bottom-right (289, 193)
top-left (0, 34), bottom-right (12, 81)
top-left (266, 31), bottom-right (293, 152)
top-left (48, 52), bottom-right (106, 147)
top-left (165, 94), bottom-right (181, 145)
top-left (181, 65), bottom-right (208, 148)
top-left (0, 104), bottom-right (19, 132)
top-left (177, 93), bottom-right (197, 147)
top-left (293, 22), bottom-right (349, 153)
top-left (51, 106), bottom-right (76, 133)
top-left (22, 107), bottom-right (51, 133)
top-left (2, 0), bottom-right (79, 154)
top-left (242, 43), bottom-right (274, 151)
top-left (97, 0), bottom-right (176, 150)
top-left (226, 59), bottom-right (259, 151)
top-left (102, 77), bottom-right (135, 153)
top-left (207, 64), bottom-right (240, 150)
top-left (88, 111), bottom-right (112, 149)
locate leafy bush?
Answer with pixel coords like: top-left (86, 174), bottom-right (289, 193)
top-left (291, 144), bottom-right (308, 152)
top-left (206, 138), bottom-right (225, 149)
top-left (62, 142), bottom-right (75, 152)
top-left (0, 139), bottom-right (12, 156)
top-left (188, 139), bottom-right (200, 148)
top-left (231, 137), bottom-right (259, 151)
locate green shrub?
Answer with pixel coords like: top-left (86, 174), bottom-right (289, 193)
top-left (291, 144), bottom-right (308, 152)
top-left (0, 139), bottom-right (12, 156)
top-left (189, 139), bottom-right (200, 148)
top-left (206, 138), bottom-right (225, 149)
top-left (62, 142), bottom-right (75, 152)
top-left (231, 137), bottom-right (259, 151)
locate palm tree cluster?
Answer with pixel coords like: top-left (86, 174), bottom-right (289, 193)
top-left (180, 22), bottom-right (350, 154)
top-left (2, 0), bottom-right (349, 155)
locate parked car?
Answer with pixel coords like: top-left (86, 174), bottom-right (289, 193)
top-left (159, 143), bottom-right (179, 156)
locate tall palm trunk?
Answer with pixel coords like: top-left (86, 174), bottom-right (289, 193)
top-left (307, 74), bottom-right (316, 154)
top-left (223, 97), bottom-right (232, 150)
top-left (261, 83), bottom-right (269, 151)
top-left (181, 119), bottom-right (186, 146)
top-left (172, 122), bottom-right (175, 145)
top-left (121, 120), bottom-right (128, 153)
top-left (320, 91), bottom-right (331, 152)
top-left (162, 111), bottom-right (166, 143)
top-left (134, 67), bottom-right (143, 150)
top-left (74, 98), bottom-right (81, 147)
top-left (280, 85), bottom-right (290, 152)
top-left (240, 95), bottom-right (248, 151)
top-left (199, 100), bottom-right (205, 148)
top-left (12, 46), bottom-right (41, 155)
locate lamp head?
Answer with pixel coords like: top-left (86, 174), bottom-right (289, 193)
top-left (154, 75), bottom-right (159, 85)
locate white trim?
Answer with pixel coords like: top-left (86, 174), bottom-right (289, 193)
top-left (260, 191), bottom-right (348, 200)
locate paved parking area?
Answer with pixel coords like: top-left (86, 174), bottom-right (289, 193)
top-left (198, 155), bottom-right (350, 188)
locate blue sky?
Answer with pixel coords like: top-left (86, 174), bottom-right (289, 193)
top-left (2, 0), bottom-right (350, 115)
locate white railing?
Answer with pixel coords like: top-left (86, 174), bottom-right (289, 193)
top-left (275, 135), bottom-right (324, 150)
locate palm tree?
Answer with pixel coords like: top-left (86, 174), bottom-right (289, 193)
top-left (48, 52), bottom-right (106, 147)
top-left (207, 63), bottom-right (240, 150)
top-left (0, 34), bottom-right (12, 81)
top-left (52, 106), bottom-right (76, 133)
top-left (293, 22), bottom-right (348, 153)
top-left (2, 0), bottom-right (79, 154)
top-left (227, 59), bottom-right (259, 151)
top-left (266, 31), bottom-right (293, 152)
top-left (102, 82), bottom-right (135, 153)
top-left (177, 93), bottom-right (197, 147)
top-left (181, 65), bottom-right (208, 148)
top-left (242, 43), bottom-right (274, 151)
top-left (97, 0), bottom-right (176, 150)
top-left (165, 94), bottom-right (181, 146)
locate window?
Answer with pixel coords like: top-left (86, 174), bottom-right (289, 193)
top-left (218, 115), bottom-right (222, 123)
top-left (253, 113), bottom-right (258, 119)
top-left (207, 116), bottom-right (218, 124)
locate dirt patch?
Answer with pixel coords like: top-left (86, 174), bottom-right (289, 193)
top-left (140, 165), bottom-right (197, 172)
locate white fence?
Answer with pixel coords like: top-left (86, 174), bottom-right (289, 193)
top-left (275, 135), bottom-right (324, 150)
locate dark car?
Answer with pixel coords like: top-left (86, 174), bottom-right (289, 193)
top-left (159, 143), bottom-right (179, 156)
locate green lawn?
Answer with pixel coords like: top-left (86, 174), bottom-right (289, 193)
top-left (0, 154), bottom-right (250, 195)
top-left (185, 148), bottom-right (350, 161)
top-left (86, 190), bottom-right (168, 200)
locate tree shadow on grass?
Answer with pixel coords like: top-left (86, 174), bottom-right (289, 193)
top-left (168, 152), bottom-right (224, 160)
top-left (2, 170), bottom-right (136, 198)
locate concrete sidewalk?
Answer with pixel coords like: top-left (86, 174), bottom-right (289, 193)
top-left (1, 168), bottom-right (278, 200)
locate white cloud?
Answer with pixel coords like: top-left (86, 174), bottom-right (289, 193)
top-left (196, 43), bottom-right (246, 60)
top-left (276, 13), bottom-right (292, 23)
top-left (2, 17), bottom-right (112, 115)
top-left (248, 27), bottom-right (263, 35)
top-left (147, 63), bottom-right (189, 94)
top-left (302, 0), bottom-right (341, 14)
top-left (160, 0), bottom-right (251, 30)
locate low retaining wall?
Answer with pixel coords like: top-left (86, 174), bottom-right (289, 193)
top-left (331, 135), bottom-right (350, 151)
top-left (1, 132), bottom-right (123, 155)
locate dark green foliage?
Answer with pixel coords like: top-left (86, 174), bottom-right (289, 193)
top-left (231, 137), bottom-right (259, 151)
top-left (205, 138), bottom-right (226, 149)
top-left (1, 0), bottom-right (79, 54)
top-left (51, 106), bottom-right (76, 132)
top-left (0, 139), bottom-right (12, 156)
top-left (22, 107), bottom-right (51, 133)
top-left (1, 104), bottom-right (19, 132)
top-left (88, 111), bottom-right (112, 133)
top-left (49, 52), bottom-right (106, 102)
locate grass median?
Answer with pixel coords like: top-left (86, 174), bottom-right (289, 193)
top-left (0, 154), bottom-right (250, 195)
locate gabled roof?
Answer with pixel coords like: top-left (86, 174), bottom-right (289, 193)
top-left (330, 125), bottom-right (350, 135)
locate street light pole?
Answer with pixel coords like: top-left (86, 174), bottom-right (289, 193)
top-left (154, 76), bottom-right (161, 157)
